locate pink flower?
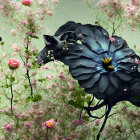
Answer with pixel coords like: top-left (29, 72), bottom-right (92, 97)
top-left (22, 0), bottom-right (32, 6)
top-left (53, 0), bottom-right (59, 4)
top-left (47, 11), bottom-right (53, 16)
top-left (109, 37), bottom-right (115, 42)
top-left (133, 112), bottom-right (139, 116)
top-left (8, 59), bottom-right (20, 69)
top-left (95, 119), bottom-right (101, 126)
top-left (45, 119), bottom-right (55, 128)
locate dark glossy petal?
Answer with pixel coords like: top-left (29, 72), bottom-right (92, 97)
top-left (80, 34), bottom-right (104, 53)
top-left (108, 36), bottom-right (127, 54)
top-left (75, 24), bottom-right (95, 37)
top-left (115, 71), bottom-right (133, 81)
top-left (109, 74), bottom-right (119, 88)
top-left (112, 48), bottom-right (136, 62)
top-left (64, 57), bottom-right (98, 68)
top-left (70, 66), bottom-right (99, 77)
top-left (85, 82), bottom-right (106, 99)
top-left (99, 74), bottom-right (109, 93)
top-left (54, 21), bottom-right (79, 36)
top-left (74, 73), bottom-right (93, 80)
top-left (117, 62), bottom-right (138, 73)
top-left (127, 96), bottom-right (140, 107)
top-left (78, 72), bottom-right (100, 88)
top-left (68, 44), bottom-right (99, 61)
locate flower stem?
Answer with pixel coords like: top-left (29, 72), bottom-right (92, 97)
top-left (26, 38), bottom-right (33, 98)
top-left (46, 127), bottom-right (49, 140)
top-left (10, 70), bottom-right (14, 115)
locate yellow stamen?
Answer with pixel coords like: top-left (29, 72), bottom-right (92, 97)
top-left (101, 57), bottom-right (111, 64)
top-left (108, 65), bottom-right (114, 69)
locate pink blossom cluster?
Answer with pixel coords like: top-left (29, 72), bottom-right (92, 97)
top-left (0, 0), bottom-right (59, 36)
top-left (96, 0), bottom-right (140, 31)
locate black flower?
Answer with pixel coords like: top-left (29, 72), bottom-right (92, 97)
top-left (37, 21), bottom-right (140, 107)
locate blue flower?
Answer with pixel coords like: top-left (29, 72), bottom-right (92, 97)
top-left (62, 23), bottom-right (140, 105)
top-left (37, 21), bottom-right (140, 106)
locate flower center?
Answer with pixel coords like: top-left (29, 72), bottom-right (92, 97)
top-left (101, 57), bottom-right (114, 72)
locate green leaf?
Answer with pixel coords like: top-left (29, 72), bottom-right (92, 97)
top-left (26, 96), bottom-right (31, 103)
top-left (14, 100), bottom-right (19, 103)
top-left (32, 94), bottom-right (42, 102)
top-left (86, 96), bottom-right (91, 102)
top-left (24, 84), bottom-right (29, 89)
top-left (11, 77), bottom-right (15, 82)
top-left (38, 78), bottom-right (46, 82)
top-left (30, 35), bottom-right (39, 39)
top-left (95, 21), bottom-right (99, 24)
top-left (1, 42), bottom-right (4, 46)
top-left (134, 45), bottom-right (137, 49)
top-left (68, 100), bottom-right (75, 105)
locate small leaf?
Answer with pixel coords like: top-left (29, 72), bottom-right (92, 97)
top-left (95, 21), bottom-right (99, 24)
top-left (11, 77), bottom-right (15, 82)
top-left (1, 42), bottom-right (4, 46)
top-left (26, 96), bottom-right (31, 103)
top-left (24, 84), bottom-right (29, 89)
top-left (38, 78), bottom-right (46, 82)
top-left (32, 94), bottom-right (42, 102)
top-left (30, 35), bottom-right (39, 39)
top-left (134, 45), bottom-right (137, 49)
top-left (14, 100), bottom-right (19, 103)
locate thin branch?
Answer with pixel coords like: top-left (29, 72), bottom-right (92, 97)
top-left (96, 106), bottom-right (111, 140)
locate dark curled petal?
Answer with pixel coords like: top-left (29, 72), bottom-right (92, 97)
top-left (109, 74), bottom-right (119, 88)
top-left (82, 27), bottom-right (110, 51)
top-left (117, 62), bottom-right (138, 73)
top-left (85, 82), bottom-right (106, 99)
top-left (112, 48), bottom-right (136, 62)
top-left (85, 24), bottom-right (109, 38)
top-left (115, 71), bottom-right (133, 81)
top-left (64, 57), bottom-right (97, 68)
top-left (70, 66), bottom-right (99, 77)
top-left (127, 97), bottom-right (140, 107)
top-left (54, 21), bottom-right (79, 36)
top-left (80, 34), bottom-right (104, 53)
top-left (78, 72), bottom-right (100, 88)
top-left (108, 36), bottom-right (126, 54)
top-left (68, 44), bottom-right (99, 61)
top-left (74, 73), bottom-right (93, 80)
top-left (75, 24), bottom-right (96, 37)
top-left (98, 74), bottom-right (109, 93)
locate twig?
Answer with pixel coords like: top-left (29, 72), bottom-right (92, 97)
top-left (96, 106), bottom-right (111, 140)
top-left (25, 38), bottom-right (33, 98)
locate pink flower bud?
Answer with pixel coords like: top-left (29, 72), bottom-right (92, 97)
top-left (22, 0), bottom-right (33, 6)
top-left (8, 59), bottom-right (20, 69)
top-left (47, 11), bottom-right (53, 16)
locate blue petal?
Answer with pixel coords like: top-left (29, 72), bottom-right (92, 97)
top-left (116, 62), bottom-right (138, 73)
top-left (115, 71), bottom-right (133, 81)
top-left (74, 73), bottom-right (93, 80)
top-left (112, 48), bottom-right (136, 62)
top-left (80, 34), bottom-right (103, 53)
top-left (109, 74), bottom-right (119, 88)
top-left (78, 72), bottom-right (101, 88)
top-left (70, 66), bottom-right (100, 76)
top-left (68, 44), bottom-right (100, 61)
top-left (108, 36), bottom-right (127, 54)
top-left (88, 28), bottom-right (110, 51)
top-left (64, 57), bottom-right (98, 68)
top-left (99, 74), bottom-right (109, 93)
